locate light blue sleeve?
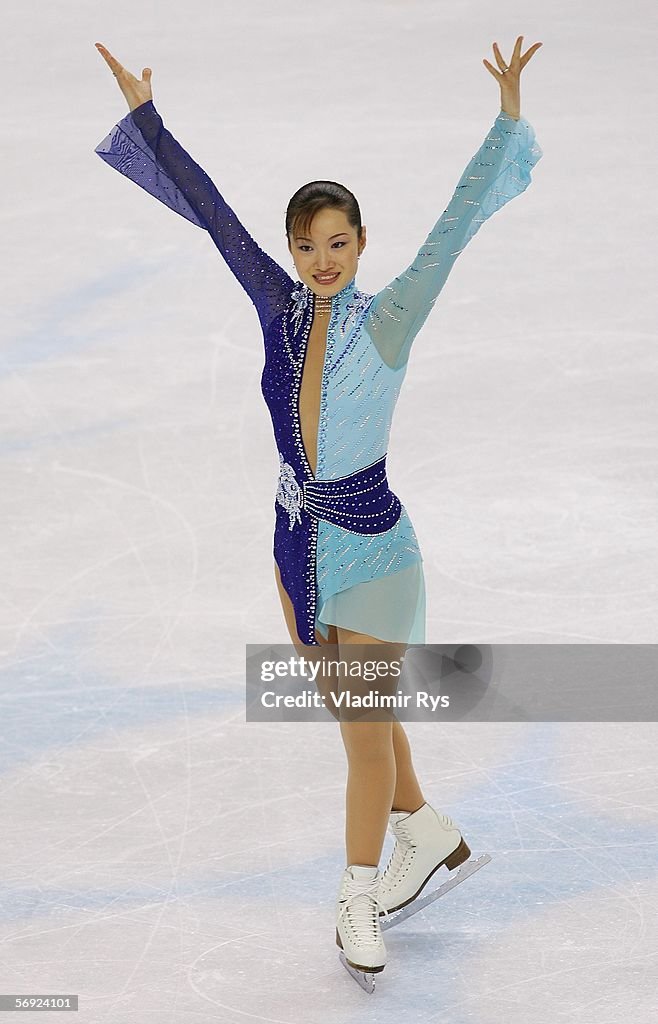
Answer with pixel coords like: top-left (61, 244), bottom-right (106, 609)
top-left (366, 110), bottom-right (543, 370)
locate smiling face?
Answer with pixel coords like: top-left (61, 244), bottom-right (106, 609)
top-left (287, 206), bottom-right (366, 296)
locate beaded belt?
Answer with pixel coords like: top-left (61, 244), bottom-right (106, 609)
top-left (276, 453), bottom-right (401, 535)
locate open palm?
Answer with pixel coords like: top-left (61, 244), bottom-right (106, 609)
top-left (483, 35), bottom-right (542, 87)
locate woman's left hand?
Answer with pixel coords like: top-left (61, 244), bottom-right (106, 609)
top-left (483, 35), bottom-right (543, 120)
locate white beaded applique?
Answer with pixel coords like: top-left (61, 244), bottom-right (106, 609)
top-left (276, 453), bottom-right (303, 530)
top-left (290, 281), bottom-right (311, 335)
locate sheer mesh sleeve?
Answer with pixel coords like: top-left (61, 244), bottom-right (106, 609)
top-left (94, 100), bottom-right (293, 332)
top-left (366, 109), bottom-right (543, 370)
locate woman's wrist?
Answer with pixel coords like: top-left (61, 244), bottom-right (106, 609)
top-left (129, 98), bottom-right (152, 114)
top-left (501, 102), bottom-right (521, 119)
top-left (500, 91), bottom-right (521, 120)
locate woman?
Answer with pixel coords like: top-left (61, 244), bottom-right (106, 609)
top-left (94, 34), bottom-right (543, 980)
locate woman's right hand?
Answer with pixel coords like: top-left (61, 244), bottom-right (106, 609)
top-left (95, 43), bottom-right (153, 112)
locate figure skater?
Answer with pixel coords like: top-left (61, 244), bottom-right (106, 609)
top-left (94, 33), bottom-right (543, 982)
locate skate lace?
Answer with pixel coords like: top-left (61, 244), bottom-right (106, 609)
top-left (337, 877), bottom-right (388, 945)
top-left (381, 821), bottom-right (416, 885)
top-left (381, 811), bottom-right (455, 887)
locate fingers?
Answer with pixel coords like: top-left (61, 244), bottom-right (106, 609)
top-left (493, 36), bottom-right (521, 70)
top-left (520, 42), bottom-right (543, 68)
top-left (485, 36), bottom-right (542, 78)
top-left (484, 42), bottom-right (508, 84)
top-left (482, 58), bottom-right (502, 82)
top-left (492, 41), bottom-right (508, 71)
top-left (95, 42), bottom-right (124, 76)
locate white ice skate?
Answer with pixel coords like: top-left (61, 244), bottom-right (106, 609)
top-left (378, 803), bottom-right (491, 930)
top-left (336, 864), bottom-right (388, 994)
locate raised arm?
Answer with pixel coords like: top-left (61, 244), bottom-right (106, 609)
top-left (366, 109), bottom-right (542, 369)
top-left (367, 35), bottom-right (543, 371)
top-left (93, 45), bottom-right (293, 333)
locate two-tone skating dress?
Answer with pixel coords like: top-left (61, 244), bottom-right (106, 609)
top-left (95, 101), bottom-right (542, 646)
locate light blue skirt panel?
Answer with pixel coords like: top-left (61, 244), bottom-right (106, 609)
top-left (315, 527), bottom-right (426, 644)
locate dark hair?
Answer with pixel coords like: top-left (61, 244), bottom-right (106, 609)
top-left (285, 180), bottom-right (363, 245)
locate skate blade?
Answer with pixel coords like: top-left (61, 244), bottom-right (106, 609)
top-left (338, 950), bottom-right (378, 993)
top-left (380, 853), bottom-right (492, 931)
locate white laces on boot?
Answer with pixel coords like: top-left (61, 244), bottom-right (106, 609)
top-left (337, 876), bottom-right (388, 946)
top-left (381, 810), bottom-right (456, 888)
top-left (381, 820), bottom-right (416, 885)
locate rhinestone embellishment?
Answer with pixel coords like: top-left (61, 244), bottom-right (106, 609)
top-left (276, 453), bottom-right (303, 530)
top-left (289, 281), bottom-right (311, 336)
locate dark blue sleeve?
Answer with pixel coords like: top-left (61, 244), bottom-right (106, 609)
top-left (94, 100), bottom-right (293, 333)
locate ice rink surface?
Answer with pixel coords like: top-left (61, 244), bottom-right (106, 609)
top-left (1, 0), bottom-right (657, 1019)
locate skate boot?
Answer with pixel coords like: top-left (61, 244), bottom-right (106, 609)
top-left (335, 864), bottom-right (388, 974)
top-left (379, 802), bottom-right (471, 916)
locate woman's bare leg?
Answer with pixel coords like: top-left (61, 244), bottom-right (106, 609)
top-left (335, 625), bottom-right (409, 867)
top-left (391, 720), bottom-right (426, 813)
